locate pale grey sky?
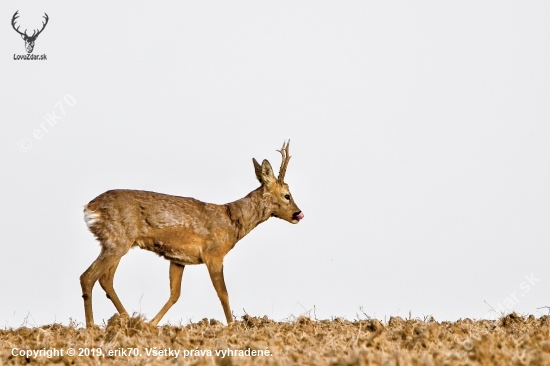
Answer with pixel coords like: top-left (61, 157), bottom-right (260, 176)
top-left (1, 1), bottom-right (549, 327)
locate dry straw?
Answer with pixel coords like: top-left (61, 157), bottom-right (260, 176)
top-left (1, 312), bottom-right (550, 365)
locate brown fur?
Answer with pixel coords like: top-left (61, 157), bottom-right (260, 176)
top-left (80, 141), bottom-right (303, 327)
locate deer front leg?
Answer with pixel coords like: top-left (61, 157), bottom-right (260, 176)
top-left (206, 258), bottom-right (233, 324)
top-left (149, 262), bottom-right (185, 326)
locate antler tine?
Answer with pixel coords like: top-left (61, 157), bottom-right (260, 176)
top-left (276, 140), bottom-right (291, 183)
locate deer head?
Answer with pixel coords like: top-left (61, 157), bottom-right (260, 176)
top-left (253, 140), bottom-right (304, 224)
top-left (12, 11), bottom-right (49, 54)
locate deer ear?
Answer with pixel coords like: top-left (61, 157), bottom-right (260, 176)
top-left (260, 159), bottom-right (277, 187)
top-left (252, 158), bottom-right (262, 183)
top-left (21, 34), bottom-right (25, 40)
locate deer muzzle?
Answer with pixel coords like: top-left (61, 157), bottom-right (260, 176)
top-left (292, 211), bottom-right (304, 222)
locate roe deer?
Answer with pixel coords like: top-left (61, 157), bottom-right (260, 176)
top-left (80, 141), bottom-right (304, 327)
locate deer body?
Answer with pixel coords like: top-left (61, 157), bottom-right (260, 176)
top-left (85, 188), bottom-right (270, 266)
top-left (80, 142), bottom-right (303, 327)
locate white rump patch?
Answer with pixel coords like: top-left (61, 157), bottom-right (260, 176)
top-left (84, 207), bottom-right (100, 229)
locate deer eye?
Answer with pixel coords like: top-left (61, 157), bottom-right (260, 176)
top-left (284, 194), bottom-right (290, 200)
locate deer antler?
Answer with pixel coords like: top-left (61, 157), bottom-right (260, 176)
top-left (11, 11), bottom-right (26, 37)
top-left (276, 140), bottom-right (291, 183)
top-left (31, 13), bottom-right (49, 39)
top-left (11, 11), bottom-right (49, 40)
top-left (36, 13), bottom-right (50, 36)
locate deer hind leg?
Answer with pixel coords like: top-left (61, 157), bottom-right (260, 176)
top-left (206, 259), bottom-right (233, 324)
top-left (80, 245), bottom-right (129, 328)
top-left (149, 262), bottom-right (185, 326)
top-left (98, 259), bottom-right (127, 316)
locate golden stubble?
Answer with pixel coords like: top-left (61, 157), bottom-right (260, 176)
top-left (2, 312), bottom-right (549, 365)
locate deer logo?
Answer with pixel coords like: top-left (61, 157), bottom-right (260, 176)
top-left (11, 11), bottom-right (49, 54)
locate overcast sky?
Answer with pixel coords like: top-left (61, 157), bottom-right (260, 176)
top-left (1, 1), bottom-right (549, 328)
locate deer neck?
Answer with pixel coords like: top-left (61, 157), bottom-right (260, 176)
top-left (226, 187), bottom-right (272, 241)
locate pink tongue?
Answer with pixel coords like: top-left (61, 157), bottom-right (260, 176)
top-left (296, 212), bottom-right (304, 220)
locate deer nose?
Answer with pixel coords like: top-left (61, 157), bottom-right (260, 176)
top-left (292, 211), bottom-right (304, 221)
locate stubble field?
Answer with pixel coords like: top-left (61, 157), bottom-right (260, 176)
top-left (1, 312), bottom-right (549, 365)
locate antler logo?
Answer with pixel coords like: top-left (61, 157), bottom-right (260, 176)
top-left (12, 11), bottom-right (49, 54)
